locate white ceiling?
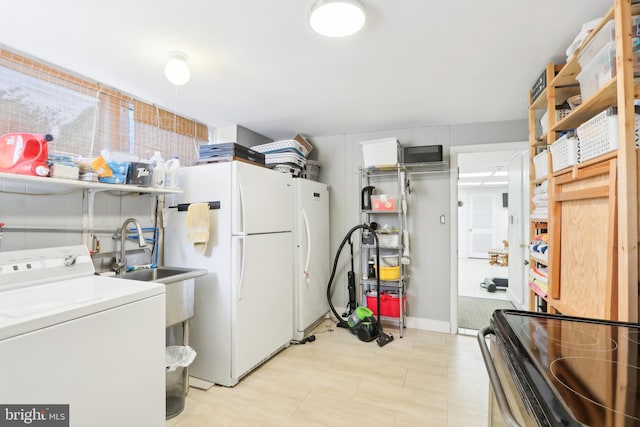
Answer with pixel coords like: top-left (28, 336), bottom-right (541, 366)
top-left (0, 0), bottom-right (611, 141)
top-left (457, 150), bottom-right (518, 186)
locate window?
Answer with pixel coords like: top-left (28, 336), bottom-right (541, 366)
top-left (0, 48), bottom-right (208, 163)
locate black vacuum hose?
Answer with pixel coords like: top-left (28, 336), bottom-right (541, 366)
top-left (326, 223), bottom-right (394, 346)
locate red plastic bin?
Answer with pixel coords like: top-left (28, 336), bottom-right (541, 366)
top-left (365, 291), bottom-right (406, 318)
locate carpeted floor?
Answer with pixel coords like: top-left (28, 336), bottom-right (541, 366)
top-left (458, 296), bottom-right (515, 330)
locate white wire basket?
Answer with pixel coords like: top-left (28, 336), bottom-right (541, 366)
top-left (549, 134), bottom-right (579, 172)
top-left (576, 107), bottom-right (640, 163)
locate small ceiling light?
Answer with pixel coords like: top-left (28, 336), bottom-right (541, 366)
top-left (309, 0), bottom-right (366, 37)
top-left (164, 51), bottom-right (191, 86)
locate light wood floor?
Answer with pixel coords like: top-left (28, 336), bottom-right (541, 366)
top-left (167, 320), bottom-right (489, 427)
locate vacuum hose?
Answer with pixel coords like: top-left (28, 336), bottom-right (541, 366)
top-left (326, 223), bottom-right (394, 347)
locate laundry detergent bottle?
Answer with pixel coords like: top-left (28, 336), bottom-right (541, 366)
top-left (0, 133), bottom-right (52, 176)
top-left (150, 151), bottom-right (165, 188)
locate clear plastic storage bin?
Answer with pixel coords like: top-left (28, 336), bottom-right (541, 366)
top-left (360, 138), bottom-right (400, 168)
top-left (577, 40), bottom-right (616, 101)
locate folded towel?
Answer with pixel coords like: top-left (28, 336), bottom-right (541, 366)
top-left (535, 180), bottom-right (548, 194)
top-left (186, 203), bottom-right (211, 254)
top-left (532, 193), bottom-right (548, 203)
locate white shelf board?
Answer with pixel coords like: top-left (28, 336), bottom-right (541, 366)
top-left (0, 172), bottom-right (181, 194)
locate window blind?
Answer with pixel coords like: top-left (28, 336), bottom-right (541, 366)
top-left (0, 47), bottom-right (208, 164)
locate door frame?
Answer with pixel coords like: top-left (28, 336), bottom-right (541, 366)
top-left (449, 141), bottom-right (527, 333)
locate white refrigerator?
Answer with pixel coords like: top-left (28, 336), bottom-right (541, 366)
top-left (292, 179), bottom-right (330, 340)
top-left (164, 161), bottom-right (293, 387)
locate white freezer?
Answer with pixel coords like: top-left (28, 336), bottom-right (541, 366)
top-left (170, 161), bottom-right (292, 235)
top-left (165, 161), bottom-right (293, 387)
top-left (293, 179), bottom-right (330, 340)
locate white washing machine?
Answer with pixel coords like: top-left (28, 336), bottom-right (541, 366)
top-left (0, 245), bottom-right (166, 427)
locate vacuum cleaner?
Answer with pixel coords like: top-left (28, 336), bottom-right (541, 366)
top-left (326, 223), bottom-right (394, 347)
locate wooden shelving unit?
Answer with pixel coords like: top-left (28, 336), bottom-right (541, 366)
top-left (527, 0), bottom-right (639, 322)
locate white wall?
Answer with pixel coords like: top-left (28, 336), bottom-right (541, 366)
top-left (311, 119), bottom-right (527, 326)
top-left (0, 117), bottom-right (526, 328)
top-left (0, 180), bottom-right (156, 267)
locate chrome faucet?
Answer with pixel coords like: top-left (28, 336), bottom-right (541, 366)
top-left (113, 217), bottom-right (147, 274)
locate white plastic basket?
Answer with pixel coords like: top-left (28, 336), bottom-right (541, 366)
top-left (541, 109), bottom-right (571, 134)
top-left (549, 134), bottom-right (579, 172)
top-left (532, 150), bottom-right (549, 179)
top-left (378, 233), bottom-right (401, 248)
top-left (576, 107), bottom-right (640, 163)
top-left (252, 139), bottom-right (310, 157)
top-left (264, 152), bottom-right (306, 167)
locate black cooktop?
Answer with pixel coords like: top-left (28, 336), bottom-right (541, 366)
top-left (492, 310), bottom-right (640, 426)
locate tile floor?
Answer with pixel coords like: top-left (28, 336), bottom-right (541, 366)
top-left (166, 320), bottom-right (490, 427)
top-left (458, 257), bottom-right (509, 301)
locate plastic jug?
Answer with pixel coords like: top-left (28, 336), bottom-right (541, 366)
top-left (150, 151), bottom-right (165, 188)
top-left (0, 133), bottom-right (52, 176)
top-left (165, 156), bottom-right (180, 189)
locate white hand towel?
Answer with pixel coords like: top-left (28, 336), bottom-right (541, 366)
top-left (186, 203), bottom-right (210, 254)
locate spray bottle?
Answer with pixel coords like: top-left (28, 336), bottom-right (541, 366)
top-left (150, 151), bottom-right (165, 188)
top-left (165, 156), bottom-right (180, 189)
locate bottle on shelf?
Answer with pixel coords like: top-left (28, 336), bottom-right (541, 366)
top-left (150, 151), bottom-right (165, 188)
top-left (165, 156), bottom-right (180, 189)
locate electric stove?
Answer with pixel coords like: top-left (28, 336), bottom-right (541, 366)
top-left (478, 309), bottom-right (640, 426)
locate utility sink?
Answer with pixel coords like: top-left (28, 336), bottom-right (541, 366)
top-left (117, 266), bottom-right (207, 327)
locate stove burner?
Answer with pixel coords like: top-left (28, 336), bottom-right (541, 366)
top-left (521, 320), bottom-right (617, 352)
top-left (550, 356), bottom-right (640, 423)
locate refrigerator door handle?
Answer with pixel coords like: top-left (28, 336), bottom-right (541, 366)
top-left (237, 179), bottom-right (247, 236)
top-left (302, 209), bottom-right (311, 285)
top-left (237, 235), bottom-right (246, 300)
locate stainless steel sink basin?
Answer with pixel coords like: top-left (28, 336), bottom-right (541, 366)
top-left (118, 267), bottom-right (206, 284)
top-left (117, 266), bottom-right (207, 327)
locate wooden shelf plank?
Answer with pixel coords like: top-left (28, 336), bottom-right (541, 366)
top-left (551, 78), bottom-right (618, 132)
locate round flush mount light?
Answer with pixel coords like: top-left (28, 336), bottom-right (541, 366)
top-left (309, 0), bottom-right (366, 38)
top-left (164, 51), bottom-right (191, 86)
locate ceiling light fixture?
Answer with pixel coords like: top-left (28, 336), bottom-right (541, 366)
top-left (459, 172), bottom-right (492, 178)
top-left (308, 0), bottom-right (366, 37)
top-left (164, 51), bottom-right (191, 86)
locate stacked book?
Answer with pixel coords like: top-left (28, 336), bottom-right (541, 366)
top-left (197, 143), bottom-right (265, 166)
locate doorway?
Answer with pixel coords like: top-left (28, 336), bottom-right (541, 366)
top-left (450, 142), bottom-right (529, 333)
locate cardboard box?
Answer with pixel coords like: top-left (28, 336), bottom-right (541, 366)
top-left (293, 134), bottom-right (313, 155)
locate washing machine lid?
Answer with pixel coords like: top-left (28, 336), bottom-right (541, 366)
top-left (0, 245), bottom-right (164, 340)
top-left (0, 245), bottom-right (97, 292)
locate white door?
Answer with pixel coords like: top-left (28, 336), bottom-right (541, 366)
top-left (294, 180), bottom-right (330, 340)
top-left (231, 232), bottom-right (293, 379)
top-left (468, 193), bottom-right (495, 258)
top-left (507, 152), bottom-right (529, 309)
top-left (232, 161), bottom-right (293, 235)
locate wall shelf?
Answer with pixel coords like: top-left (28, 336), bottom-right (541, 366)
top-left (0, 172), bottom-right (181, 194)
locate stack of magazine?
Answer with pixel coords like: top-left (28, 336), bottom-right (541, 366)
top-left (197, 143), bottom-right (265, 166)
